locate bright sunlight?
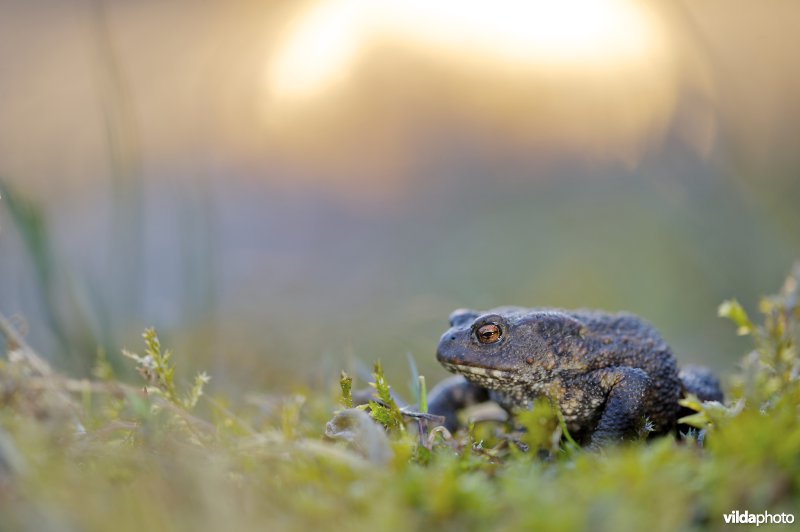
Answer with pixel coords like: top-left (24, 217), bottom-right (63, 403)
top-left (266, 0), bottom-right (665, 100)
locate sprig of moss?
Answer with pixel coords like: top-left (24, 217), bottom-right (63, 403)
top-left (678, 393), bottom-right (743, 430)
top-left (123, 328), bottom-right (209, 411)
top-left (339, 371), bottom-right (354, 408)
top-left (719, 263), bottom-right (800, 405)
top-left (368, 361), bottom-right (405, 432)
top-left (682, 263), bottom-right (800, 432)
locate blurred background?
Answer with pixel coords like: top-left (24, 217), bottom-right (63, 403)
top-left (1, 0), bottom-right (798, 397)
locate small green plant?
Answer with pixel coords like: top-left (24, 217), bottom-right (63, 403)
top-left (339, 371), bottom-right (354, 408)
top-left (682, 263), bottom-right (800, 433)
top-left (721, 268), bottom-right (799, 403)
top-left (723, 264), bottom-right (798, 398)
top-left (367, 361), bottom-right (405, 432)
top-left (123, 327), bottom-right (209, 410)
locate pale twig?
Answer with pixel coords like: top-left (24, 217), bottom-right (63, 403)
top-left (23, 376), bottom-right (217, 436)
top-left (0, 312), bottom-right (54, 376)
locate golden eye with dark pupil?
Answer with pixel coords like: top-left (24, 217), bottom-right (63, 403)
top-left (476, 324), bottom-right (502, 344)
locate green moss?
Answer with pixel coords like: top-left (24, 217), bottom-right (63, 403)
top-left (339, 371), bottom-right (354, 408)
top-left (1, 264), bottom-right (800, 531)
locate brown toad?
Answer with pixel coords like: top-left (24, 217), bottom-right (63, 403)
top-left (428, 307), bottom-right (723, 447)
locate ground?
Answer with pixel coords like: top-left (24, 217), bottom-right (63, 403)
top-left (0, 267), bottom-right (798, 531)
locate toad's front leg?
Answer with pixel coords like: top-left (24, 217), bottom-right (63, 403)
top-left (427, 375), bottom-right (490, 432)
top-left (579, 367), bottom-right (652, 448)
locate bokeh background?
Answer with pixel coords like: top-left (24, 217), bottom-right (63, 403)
top-left (1, 0), bottom-right (798, 397)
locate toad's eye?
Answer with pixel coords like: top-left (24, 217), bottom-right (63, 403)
top-left (476, 323), bottom-right (502, 344)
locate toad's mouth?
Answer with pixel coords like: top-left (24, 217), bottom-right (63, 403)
top-left (441, 362), bottom-right (514, 380)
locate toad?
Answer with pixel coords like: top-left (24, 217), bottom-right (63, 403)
top-left (428, 307), bottom-right (723, 447)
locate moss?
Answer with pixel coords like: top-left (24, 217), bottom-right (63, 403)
top-left (1, 265), bottom-right (799, 531)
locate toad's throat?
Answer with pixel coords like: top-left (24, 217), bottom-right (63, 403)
top-left (441, 361), bottom-right (514, 380)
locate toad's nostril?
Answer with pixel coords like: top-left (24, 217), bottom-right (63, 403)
top-left (450, 335), bottom-right (456, 341)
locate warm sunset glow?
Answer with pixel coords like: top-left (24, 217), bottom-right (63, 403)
top-left (268, 0), bottom-right (364, 100)
top-left (267, 0), bottom-right (664, 100)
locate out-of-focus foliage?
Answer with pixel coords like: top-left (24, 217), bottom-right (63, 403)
top-left (1, 265), bottom-right (799, 531)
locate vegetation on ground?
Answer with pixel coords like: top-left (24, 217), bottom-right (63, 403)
top-left (1, 266), bottom-right (799, 531)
